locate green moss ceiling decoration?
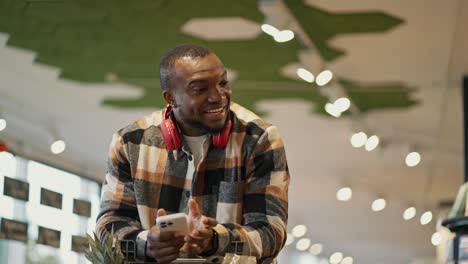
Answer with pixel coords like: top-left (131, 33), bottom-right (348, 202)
top-left (0, 0), bottom-right (417, 115)
top-left (288, 0), bottom-right (405, 62)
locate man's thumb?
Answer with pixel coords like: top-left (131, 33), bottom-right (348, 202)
top-left (156, 208), bottom-right (167, 218)
top-left (188, 198), bottom-right (200, 217)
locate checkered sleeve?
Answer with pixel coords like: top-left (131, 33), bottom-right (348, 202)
top-left (95, 131), bottom-right (147, 259)
top-left (214, 125), bottom-right (290, 262)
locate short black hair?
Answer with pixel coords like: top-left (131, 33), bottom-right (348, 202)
top-left (159, 44), bottom-right (212, 90)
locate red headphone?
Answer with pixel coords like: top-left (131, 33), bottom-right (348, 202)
top-left (160, 104), bottom-right (232, 150)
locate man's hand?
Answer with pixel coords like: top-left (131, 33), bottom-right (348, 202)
top-left (183, 199), bottom-right (218, 254)
top-left (146, 209), bottom-right (185, 264)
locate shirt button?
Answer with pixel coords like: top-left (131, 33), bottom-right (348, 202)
top-left (185, 191), bottom-right (191, 198)
top-left (187, 155), bottom-right (193, 161)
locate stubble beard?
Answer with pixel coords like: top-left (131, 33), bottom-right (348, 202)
top-left (178, 106), bottom-right (229, 135)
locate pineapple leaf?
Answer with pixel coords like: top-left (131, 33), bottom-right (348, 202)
top-left (84, 229), bottom-right (128, 264)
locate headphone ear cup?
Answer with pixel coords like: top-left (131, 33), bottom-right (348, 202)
top-left (160, 105), bottom-right (181, 150)
top-left (212, 119), bottom-right (232, 148)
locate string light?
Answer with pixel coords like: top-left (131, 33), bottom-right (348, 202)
top-left (350, 132), bottom-right (367, 148)
top-left (50, 140), bottom-right (66, 154)
top-left (341, 257), bottom-right (354, 264)
top-left (309, 243), bottom-right (323, 255)
top-left (316, 70), bottom-right (333, 86)
top-left (329, 252), bottom-right (343, 264)
top-left (420, 211), bottom-right (433, 225)
top-left (324, 98), bottom-right (352, 118)
top-left (261, 24), bottom-right (279, 36)
top-left (325, 103), bottom-right (341, 118)
top-left (274, 30), bottom-right (294, 42)
top-left (334, 97), bottom-right (351, 113)
top-left (336, 187), bottom-right (352, 201)
top-left (431, 232), bottom-right (441, 246)
top-left (297, 68), bottom-right (315, 83)
top-left (365, 135), bottom-right (380, 151)
top-left (403, 207), bottom-right (416, 220)
top-left (296, 238), bottom-right (311, 251)
top-left (371, 198), bottom-right (386, 212)
top-left (292, 225), bottom-right (307, 237)
top-left (261, 24), bottom-right (294, 42)
top-left (405, 152), bottom-right (421, 167)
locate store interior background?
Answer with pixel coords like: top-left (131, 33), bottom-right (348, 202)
top-left (0, 0), bottom-right (467, 263)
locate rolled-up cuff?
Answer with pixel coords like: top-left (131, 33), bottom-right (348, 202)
top-left (136, 230), bottom-right (149, 260)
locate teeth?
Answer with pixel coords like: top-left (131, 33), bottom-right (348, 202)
top-left (206, 108), bottom-right (223, 113)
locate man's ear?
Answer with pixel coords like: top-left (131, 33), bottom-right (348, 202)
top-left (162, 90), bottom-right (175, 106)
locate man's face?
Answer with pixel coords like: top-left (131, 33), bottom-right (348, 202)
top-left (165, 53), bottom-right (232, 136)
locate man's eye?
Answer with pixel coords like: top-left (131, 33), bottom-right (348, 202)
top-left (193, 87), bottom-right (207, 93)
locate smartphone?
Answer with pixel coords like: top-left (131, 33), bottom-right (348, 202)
top-left (156, 213), bottom-right (189, 235)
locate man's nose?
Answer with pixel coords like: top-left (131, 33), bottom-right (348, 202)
top-left (208, 86), bottom-right (224, 103)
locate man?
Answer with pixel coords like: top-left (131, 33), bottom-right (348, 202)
top-left (96, 44), bottom-right (290, 263)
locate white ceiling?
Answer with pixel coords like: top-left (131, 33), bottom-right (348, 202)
top-left (1, 1), bottom-right (467, 263)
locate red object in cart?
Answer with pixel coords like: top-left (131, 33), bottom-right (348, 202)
top-left (0, 141), bottom-right (8, 152)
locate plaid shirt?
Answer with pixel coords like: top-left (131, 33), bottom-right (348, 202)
top-left (96, 103), bottom-right (290, 263)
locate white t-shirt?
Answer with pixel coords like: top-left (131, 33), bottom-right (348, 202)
top-left (178, 134), bottom-right (209, 213)
top-left (183, 134), bottom-right (209, 167)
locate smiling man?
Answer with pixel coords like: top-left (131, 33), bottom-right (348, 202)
top-left (163, 51), bottom-right (231, 136)
top-left (96, 44), bottom-right (290, 264)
